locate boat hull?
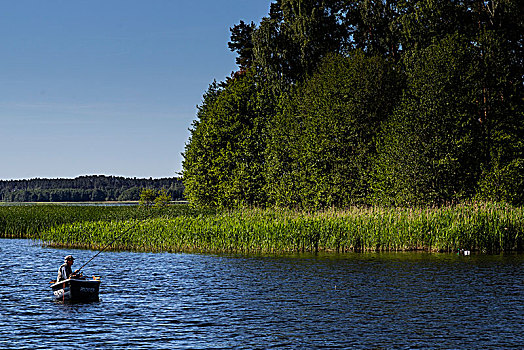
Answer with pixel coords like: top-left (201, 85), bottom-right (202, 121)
top-left (51, 278), bottom-right (101, 302)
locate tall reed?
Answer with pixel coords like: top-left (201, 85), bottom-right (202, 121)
top-left (0, 204), bottom-right (201, 238)
top-left (38, 202), bottom-right (524, 253)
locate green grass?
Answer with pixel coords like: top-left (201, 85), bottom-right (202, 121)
top-left (31, 202), bottom-right (524, 254)
top-left (0, 204), bottom-right (204, 239)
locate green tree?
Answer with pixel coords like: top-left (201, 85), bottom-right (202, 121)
top-left (154, 188), bottom-right (171, 208)
top-left (477, 158), bottom-right (524, 205)
top-left (228, 20), bottom-right (256, 71)
top-left (395, 0), bottom-right (470, 52)
top-left (372, 34), bottom-right (483, 205)
top-left (91, 189), bottom-right (106, 201)
top-left (182, 69), bottom-right (269, 208)
top-left (181, 0), bottom-right (523, 208)
top-left (473, 1), bottom-right (524, 204)
top-left (265, 52), bottom-right (399, 207)
top-left (118, 187), bottom-right (141, 201)
top-left (139, 188), bottom-right (157, 208)
top-left (345, 0), bottom-right (403, 59)
top-left (252, 0), bottom-right (346, 89)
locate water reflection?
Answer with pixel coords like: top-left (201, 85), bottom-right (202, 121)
top-left (0, 239), bottom-right (522, 349)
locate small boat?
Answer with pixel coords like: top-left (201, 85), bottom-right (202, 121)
top-left (51, 277), bottom-right (101, 302)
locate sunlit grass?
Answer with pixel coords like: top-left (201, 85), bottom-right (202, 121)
top-left (32, 202), bottom-right (524, 254)
top-left (0, 204), bottom-right (201, 239)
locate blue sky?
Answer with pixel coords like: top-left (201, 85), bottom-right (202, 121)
top-left (0, 0), bottom-right (272, 180)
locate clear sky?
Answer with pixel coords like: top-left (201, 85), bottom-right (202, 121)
top-left (0, 0), bottom-right (272, 180)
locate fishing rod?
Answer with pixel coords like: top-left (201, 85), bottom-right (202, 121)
top-left (74, 213), bottom-right (151, 275)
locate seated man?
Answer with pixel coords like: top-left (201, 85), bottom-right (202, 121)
top-left (56, 255), bottom-right (80, 282)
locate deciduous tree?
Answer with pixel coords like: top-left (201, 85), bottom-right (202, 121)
top-left (372, 34), bottom-right (483, 205)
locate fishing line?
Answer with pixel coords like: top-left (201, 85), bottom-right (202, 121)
top-left (75, 211), bottom-right (152, 274)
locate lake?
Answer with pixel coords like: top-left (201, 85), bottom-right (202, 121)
top-left (0, 239), bottom-right (522, 349)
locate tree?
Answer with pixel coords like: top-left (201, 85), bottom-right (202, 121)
top-left (139, 188), bottom-right (157, 208)
top-left (344, 0), bottom-right (403, 59)
top-left (181, 0), bottom-right (523, 208)
top-left (118, 187), bottom-right (141, 201)
top-left (372, 34), bottom-right (483, 205)
top-left (265, 52), bottom-right (399, 207)
top-left (477, 158), bottom-right (524, 205)
top-left (182, 69), bottom-right (269, 207)
top-left (91, 189), bottom-right (106, 202)
top-left (154, 188), bottom-right (171, 208)
top-left (472, 1), bottom-right (524, 204)
top-left (228, 20), bottom-right (256, 71)
top-left (252, 0), bottom-right (347, 89)
top-left (395, 0), bottom-right (470, 52)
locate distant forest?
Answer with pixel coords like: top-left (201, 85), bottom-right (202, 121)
top-left (0, 175), bottom-right (184, 202)
top-left (182, 0), bottom-right (524, 208)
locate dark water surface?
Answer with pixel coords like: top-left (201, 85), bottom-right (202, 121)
top-left (0, 239), bottom-right (522, 349)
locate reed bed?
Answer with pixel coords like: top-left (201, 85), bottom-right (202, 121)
top-left (38, 202), bottom-right (524, 253)
top-left (0, 204), bottom-right (201, 238)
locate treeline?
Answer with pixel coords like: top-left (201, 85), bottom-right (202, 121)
top-left (0, 175), bottom-right (184, 202)
top-left (182, 0), bottom-right (524, 208)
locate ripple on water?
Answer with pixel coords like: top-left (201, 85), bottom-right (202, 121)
top-left (0, 240), bottom-right (523, 349)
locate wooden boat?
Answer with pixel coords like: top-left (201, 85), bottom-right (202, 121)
top-left (51, 276), bottom-right (101, 302)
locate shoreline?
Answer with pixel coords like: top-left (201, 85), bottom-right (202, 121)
top-left (39, 204), bottom-right (524, 254)
top-left (2, 203), bottom-right (523, 254)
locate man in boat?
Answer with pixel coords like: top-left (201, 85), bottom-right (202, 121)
top-left (56, 255), bottom-right (81, 282)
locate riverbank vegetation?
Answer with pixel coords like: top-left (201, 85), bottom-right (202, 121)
top-left (0, 205), bottom-right (202, 239)
top-left (177, 1), bottom-right (523, 253)
top-left (183, 0), bottom-right (523, 209)
top-left (2, 2), bottom-right (523, 255)
top-left (0, 203), bottom-right (519, 254)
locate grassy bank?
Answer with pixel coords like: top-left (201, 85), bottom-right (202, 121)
top-left (34, 203), bottom-right (524, 254)
top-left (0, 204), bottom-right (202, 239)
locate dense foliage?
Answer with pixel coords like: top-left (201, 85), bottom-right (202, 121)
top-left (182, 71), bottom-right (271, 207)
top-left (0, 204), bottom-right (202, 239)
top-left (2, 203), bottom-right (521, 253)
top-left (0, 175), bottom-right (184, 202)
top-left (182, 0), bottom-right (524, 208)
top-left (38, 204), bottom-right (524, 253)
top-left (266, 52), bottom-right (400, 207)
top-left (372, 34), bottom-right (483, 205)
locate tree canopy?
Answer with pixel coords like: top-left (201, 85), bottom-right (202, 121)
top-left (0, 175), bottom-right (184, 202)
top-left (182, 0), bottom-right (524, 208)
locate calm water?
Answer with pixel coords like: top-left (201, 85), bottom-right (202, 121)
top-left (0, 239), bottom-right (522, 349)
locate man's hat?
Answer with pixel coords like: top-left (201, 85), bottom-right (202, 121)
top-left (64, 255), bottom-right (75, 262)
